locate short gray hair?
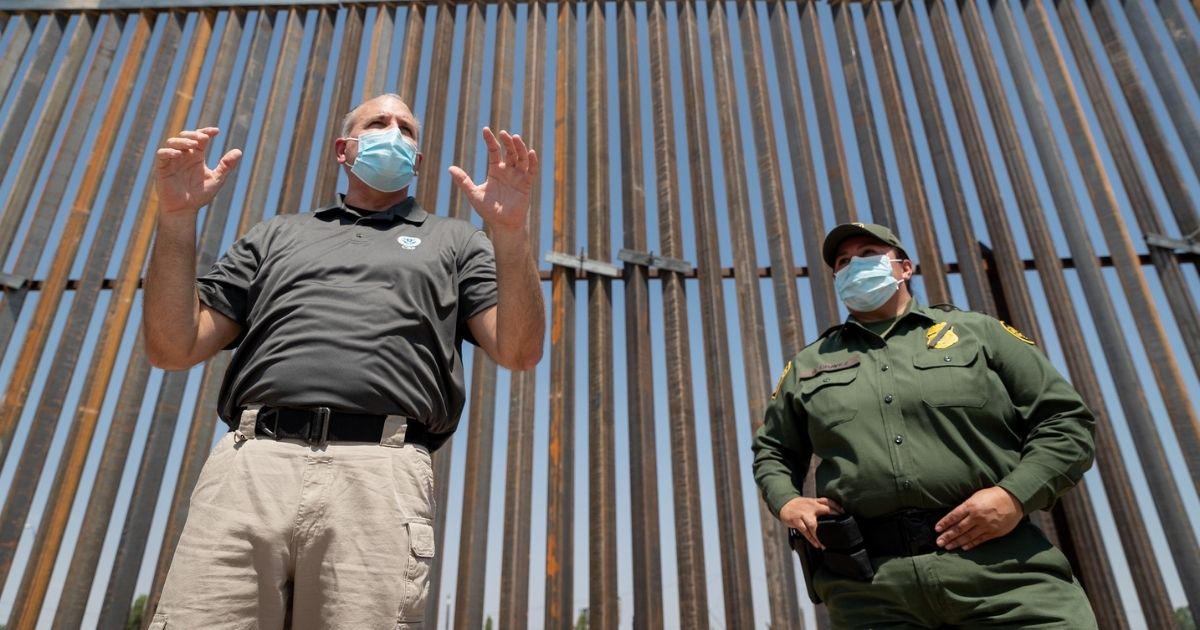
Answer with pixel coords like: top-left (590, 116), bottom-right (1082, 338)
top-left (340, 93), bottom-right (423, 138)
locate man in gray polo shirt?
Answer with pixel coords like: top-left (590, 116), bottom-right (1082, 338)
top-left (142, 93), bottom-right (544, 628)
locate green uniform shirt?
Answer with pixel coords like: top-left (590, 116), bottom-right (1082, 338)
top-left (752, 300), bottom-right (1095, 519)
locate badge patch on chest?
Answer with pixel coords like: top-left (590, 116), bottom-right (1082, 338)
top-left (771, 361), bottom-right (792, 400)
top-left (1001, 321), bottom-right (1036, 345)
top-left (926, 322), bottom-right (959, 349)
top-left (398, 235), bottom-right (422, 250)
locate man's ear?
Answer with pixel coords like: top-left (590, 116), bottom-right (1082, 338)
top-left (335, 137), bottom-right (349, 165)
top-left (414, 151), bottom-right (423, 175)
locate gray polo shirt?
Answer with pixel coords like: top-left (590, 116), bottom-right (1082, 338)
top-left (196, 196), bottom-right (497, 435)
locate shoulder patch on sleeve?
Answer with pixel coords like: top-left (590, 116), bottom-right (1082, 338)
top-left (929, 303), bottom-right (960, 312)
top-left (1001, 321), bottom-right (1036, 345)
top-left (771, 361), bottom-right (792, 400)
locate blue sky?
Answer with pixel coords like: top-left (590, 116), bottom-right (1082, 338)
top-left (0, 0), bottom-right (1198, 628)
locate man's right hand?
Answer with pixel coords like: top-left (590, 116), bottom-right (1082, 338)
top-left (154, 127), bottom-right (242, 215)
top-left (779, 496), bottom-right (844, 550)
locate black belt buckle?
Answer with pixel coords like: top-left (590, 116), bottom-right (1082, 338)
top-left (257, 407), bottom-right (280, 439)
top-left (308, 407), bottom-right (331, 448)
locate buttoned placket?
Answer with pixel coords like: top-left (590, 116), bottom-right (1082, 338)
top-left (869, 326), bottom-right (915, 501)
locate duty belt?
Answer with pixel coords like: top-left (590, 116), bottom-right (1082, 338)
top-left (232, 406), bottom-right (447, 451)
top-left (857, 508), bottom-right (952, 558)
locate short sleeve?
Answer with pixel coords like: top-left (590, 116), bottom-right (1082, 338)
top-left (196, 219), bottom-right (272, 340)
top-left (457, 230), bottom-right (498, 344)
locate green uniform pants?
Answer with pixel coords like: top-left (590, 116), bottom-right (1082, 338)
top-left (814, 522), bottom-right (1098, 629)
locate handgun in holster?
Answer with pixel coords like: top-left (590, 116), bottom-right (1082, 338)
top-left (788, 514), bottom-right (875, 604)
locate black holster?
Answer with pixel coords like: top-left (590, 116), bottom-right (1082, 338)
top-left (788, 514), bottom-right (876, 604)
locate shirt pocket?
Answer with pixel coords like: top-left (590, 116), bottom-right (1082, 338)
top-left (798, 361), bottom-right (861, 430)
top-left (912, 342), bottom-right (990, 408)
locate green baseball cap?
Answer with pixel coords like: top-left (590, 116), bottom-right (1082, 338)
top-left (822, 222), bottom-right (907, 268)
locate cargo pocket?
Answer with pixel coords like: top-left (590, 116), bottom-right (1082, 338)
top-left (148, 613), bottom-right (168, 629)
top-left (396, 520), bottom-right (436, 627)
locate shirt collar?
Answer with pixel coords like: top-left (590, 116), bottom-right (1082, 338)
top-left (314, 194), bottom-right (428, 225)
top-left (842, 299), bottom-right (938, 338)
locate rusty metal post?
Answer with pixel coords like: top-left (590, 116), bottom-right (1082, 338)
top-left (498, 3), bottom-right (546, 628)
top-left (647, 1), bottom-right (708, 626)
top-left (498, 5), bottom-right (546, 628)
top-left (544, 2), bottom-right (578, 626)
top-left (584, 1), bottom-right (618, 627)
top-left (613, 2), bottom-right (665, 628)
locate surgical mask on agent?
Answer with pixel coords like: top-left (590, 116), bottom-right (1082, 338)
top-left (346, 128), bottom-right (418, 193)
top-left (834, 254), bottom-right (904, 312)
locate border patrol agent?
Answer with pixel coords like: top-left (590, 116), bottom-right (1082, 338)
top-left (753, 223), bottom-right (1098, 628)
top-left (143, 94), bottom-right (544, 628)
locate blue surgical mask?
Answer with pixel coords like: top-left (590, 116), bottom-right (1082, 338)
top-left (347, 128), bottom-right (418, 193)
top-left (834, 254), bottom-right (904, 312)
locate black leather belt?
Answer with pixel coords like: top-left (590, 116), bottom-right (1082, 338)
top-left (858, 508), bottom-right (952, 558)
top-left (232, 406), bottom-right (445, 450)
top-left (858, 508), bottom-right (1030, 558)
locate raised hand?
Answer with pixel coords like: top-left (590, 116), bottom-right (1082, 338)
top-left (154, 127), bottom-right (242, 215)
top-left (448, 127), bottom-right (537, 232)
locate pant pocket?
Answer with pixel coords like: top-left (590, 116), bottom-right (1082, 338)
top-left (397, 520), bottom-right (436, 624)
top-left (148, 613), bottom-right (168, 629)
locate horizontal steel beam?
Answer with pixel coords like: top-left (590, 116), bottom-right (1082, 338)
top-left (6, 252), bottom-right (1195, 289)
top-left (0, 0), bottom-right (900, 12)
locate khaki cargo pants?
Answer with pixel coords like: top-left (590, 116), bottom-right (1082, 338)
top-left (151, 409), bottom-right (436, 629)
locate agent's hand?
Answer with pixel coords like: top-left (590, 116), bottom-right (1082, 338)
top-left (449, 127), bottom-right (537, 232)
top-left (154, 127), bottom-right (242, 215)
top-left (935, 486), bottom-right (1024, 551)
top-left (778, 496), bottom-right (844, 550)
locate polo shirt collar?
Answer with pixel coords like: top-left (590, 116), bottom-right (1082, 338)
top-left (315, 194), bottom-right (429, 225)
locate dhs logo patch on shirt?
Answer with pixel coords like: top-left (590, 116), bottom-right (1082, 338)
top-left (398, 235), bottom-right (422, 250)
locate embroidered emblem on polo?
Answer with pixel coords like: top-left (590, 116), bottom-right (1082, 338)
top-left (398, 235), bottom-right (422, 250)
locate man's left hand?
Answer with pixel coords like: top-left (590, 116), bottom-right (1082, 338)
top-left (449, 127), bottom-right (538, 231)
top-left (934, 486), bottom-right (1024, 551)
